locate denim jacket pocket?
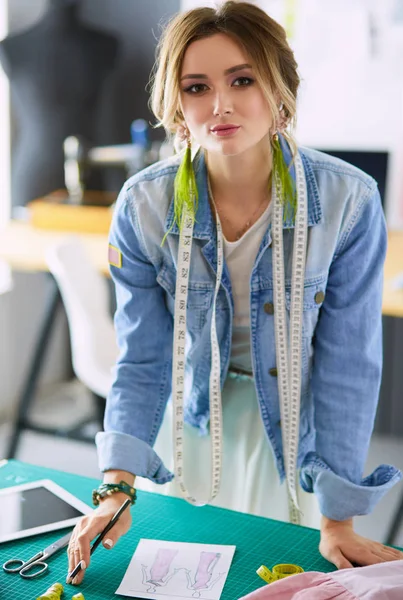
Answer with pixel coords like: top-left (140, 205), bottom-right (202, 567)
top-left (285, 275), bottom-right (328, 391)
top-left (285, 275), bottom-right (327, 336)
top-left (157, 264), bottom-right (214, 332)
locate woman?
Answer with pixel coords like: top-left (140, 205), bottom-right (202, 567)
top-left (67, 1), bottom-right (402, 586)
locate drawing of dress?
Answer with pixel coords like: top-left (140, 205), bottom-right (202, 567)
top-left (184, 552), bottom-right (224, 597)
top-left (141, 548), bottom-right (179, 592)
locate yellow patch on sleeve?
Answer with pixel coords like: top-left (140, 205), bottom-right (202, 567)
top-left (108, 244), bottom-right (122, 268)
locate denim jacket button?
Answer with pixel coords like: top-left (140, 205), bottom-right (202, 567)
top-left (264, 302), bottom-right (274, 315)
top-left (315, 291), bottom-right (325, 304)
top-left (269, 367), bottom-right (278, 377)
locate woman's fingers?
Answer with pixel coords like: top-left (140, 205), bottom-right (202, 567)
top-left (68, 516), bottom-right (109, 585)
top-left (369, 542), bottom-right (403, 563)
top-left (67, 518), bottom-right (89, 580)
top-left (319, 520), bottom-right (403, 572)
top-left (66, 525), bottom-right (87, 585)
top-left (352, 548), bottom-right (388, 567)
top-left (66, 521), bottom-right (83, 583)
top-left (66, 500), bottom-right (133, 586)
top-left (67, 534), bottom-right (77, 576)
top-left (325, 547), bottom-right (353, 570)
top-left (72, 547), bottom-right (83, 584)
top-left (356, 539), bottom-right (403, 566)
top-left (322, 537), bottom-right (403, 571)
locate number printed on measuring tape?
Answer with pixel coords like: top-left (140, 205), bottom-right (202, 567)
top-left (172, 206), bottom-right (223, 506)
top-left (172, 153), bottom-right (308, 520)
top-left (272, 152), bottom-right (308, 524)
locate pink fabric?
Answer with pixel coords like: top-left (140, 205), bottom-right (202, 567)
top-left (239, 560), bottom-right (403, 600)
top-left (240, 572), bottom-right (353, 599)
top-left (332, 560), bottom-right (403, 599)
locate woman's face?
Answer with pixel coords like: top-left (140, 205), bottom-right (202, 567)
top-left (179, 33), bottom-right (274, 156)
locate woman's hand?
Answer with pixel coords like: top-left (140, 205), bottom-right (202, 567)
top-left (319, 516), bottom-right (403, 569)
top-left (66, 493), bottom-right (132, 586)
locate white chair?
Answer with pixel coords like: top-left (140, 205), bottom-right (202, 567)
top-left (0, 259), bottom-right (13, 295)
top-left (46, 237), bottom-right (118, 399)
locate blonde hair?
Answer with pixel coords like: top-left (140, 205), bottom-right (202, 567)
top-left (149, 1), bottom-right (300, 152)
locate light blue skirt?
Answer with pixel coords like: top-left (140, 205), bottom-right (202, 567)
top-left (136, 376), bottom-right (321, 528)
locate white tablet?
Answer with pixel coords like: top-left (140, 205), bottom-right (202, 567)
top-left (0, 479), bottom-right (92, 543)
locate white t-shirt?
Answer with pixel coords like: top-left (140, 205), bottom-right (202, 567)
top-left (222, 201), bottom-right (272, 373)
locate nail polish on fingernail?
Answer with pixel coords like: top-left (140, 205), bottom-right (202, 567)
top-left (80, 560), bottom-right (86, 570)
top-left (73, 576), bottom-right (79, 585)
top-left (104, 538), bottom-right (114, 548)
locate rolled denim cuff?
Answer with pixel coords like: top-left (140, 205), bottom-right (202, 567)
top-left (96, 430), bottom-right (174, 484)
top-left (300, 452), bottom-right (402, 521)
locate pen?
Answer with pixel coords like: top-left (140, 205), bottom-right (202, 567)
top-left (67, 497), bottom-right (132, 582)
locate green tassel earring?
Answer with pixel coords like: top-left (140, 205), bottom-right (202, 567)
top-left (272, 133), bottom-right (297, 222)
top-left (162, 138), bottom-right (198, 246)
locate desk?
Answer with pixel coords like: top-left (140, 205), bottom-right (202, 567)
top-left (0, 460), bottom-right (335, 600)
top-left (0, 221), bottom-right (110, 276)
top-left (1, 222), bottom-right (403, 313)
top-left (382, 230), bottom-right (403, 318)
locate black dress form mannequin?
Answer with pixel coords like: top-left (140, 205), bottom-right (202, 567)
top-left (0, 0), bottom-right (119, 206)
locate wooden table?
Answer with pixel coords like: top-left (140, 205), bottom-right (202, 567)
top-left (1, 221), bottom-right (403, 314)
top-left (382, 230), bottom-right (403, 318)
top-left (0, 220), bottom-right (110, 276)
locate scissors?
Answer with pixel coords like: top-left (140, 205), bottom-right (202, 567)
top-left (2, 532), bottom-right (72, 579)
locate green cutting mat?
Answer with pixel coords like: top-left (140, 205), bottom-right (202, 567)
top-left (0, 460), bottom-right (335, 600)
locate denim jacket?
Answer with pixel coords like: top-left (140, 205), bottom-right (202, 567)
top-left (96, 136), bottom-right (402, 521)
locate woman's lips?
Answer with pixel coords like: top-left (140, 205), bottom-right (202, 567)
top-left (210, 126), bottom-right (240, 137)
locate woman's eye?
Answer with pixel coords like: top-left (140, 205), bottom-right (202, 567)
top-left (183, 83), bottom-right (209, 94)
top-left (232, 77), bottom-right (254, 87)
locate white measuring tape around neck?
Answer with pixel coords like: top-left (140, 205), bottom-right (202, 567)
top-left (272, 152), bottom-right (308, 524)
top-left (172, 151), bottom-right (308, 522)
top-left (171, 207), bottom-right (224, 506)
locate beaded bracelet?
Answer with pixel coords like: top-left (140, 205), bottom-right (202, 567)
top-left (92, 480), bottom-right (137, 506)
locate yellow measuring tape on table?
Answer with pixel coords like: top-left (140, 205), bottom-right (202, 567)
top-left (36, 581), bottom-right (86, 600)
top-left (257, 563), bottom-right (304, 584)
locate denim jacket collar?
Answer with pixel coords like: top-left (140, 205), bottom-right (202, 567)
top-left (164, 134), bottom-right (322, 240)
